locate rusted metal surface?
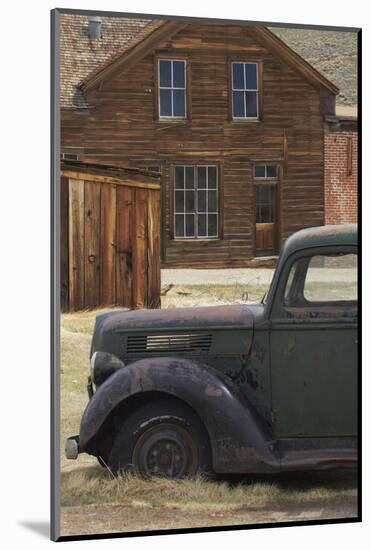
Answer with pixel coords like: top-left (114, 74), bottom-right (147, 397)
top-left (95, 304), bottom-right (254, 332)
top-left (281, 223), bottom-right (357, 260)
top-left (79, 356), bottom-right (280, 474)
top-left (67, 224), bottom-right (358, 474)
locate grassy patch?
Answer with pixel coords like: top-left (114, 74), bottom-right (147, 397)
top-left (161, 283), bottom-right (267, 308)
top-left (61, 466), bottom-right (357, 513)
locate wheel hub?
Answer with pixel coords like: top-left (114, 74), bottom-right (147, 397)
top-left (132, 423), bottom-right (198, 478)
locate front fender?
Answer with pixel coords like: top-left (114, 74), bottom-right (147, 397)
top-left (79, 356), bottom-right (279, 473)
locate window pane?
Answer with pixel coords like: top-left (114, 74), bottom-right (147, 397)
top-left (173, 61), bottom-right (185, 88)
top-left (175, 191), bottom-right (184, 213)
top-left (175, 166), bottom-right (184, 189)
top-left (185, 215), bottom-right (195, 237)
top-left (256, 185), bottom-right (275, 223)
top-left (232, 63), bottom-right (244, 89)
top-left (198, 166), bottom-right (207, 188)
top-left (254, 165), bottom-right (266, 178)
top-left (185, 166), bottom-right (195, 189)
top-left (198, 214), bottom-right (207, 237)
top-left (208, 214), bottom-right (218, 237)
top-left (245, 63), bottom-right (257, 89)
top-left (159, 60), bottom-right (171, 87)
top-left (208, 166), bottom-right (217, 189)
top-left (185, 190), bottom-right (195, 213)
top-left (175, 214), bottom-right (184, 237)
top-left (260, 206), bottom-right (271, 223)
top-left (198, 190), bottom-right (206, 212)
top-left (266, 165), bottom-right (277, 178)
top-left (208, 190), bottom-right (217, 212)
top-left (245, 91), bottom-right (258, 117)
top-left (233, 91), bottom-right (245, 117)
top-left (160, 89), bottom-right (172, 116)
top-left (173, 90), bottom-right (186, 117)
top-left (304, 254), bottom-right (358, 302)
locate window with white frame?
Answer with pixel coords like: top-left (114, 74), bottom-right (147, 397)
top-left (159, 60), bottom-right (186, 118)
top-left (231, 62), bottom-right (259, 119)
top-left (174, 165), bottom-right (218, 238)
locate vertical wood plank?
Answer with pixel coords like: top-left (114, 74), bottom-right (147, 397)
top-left (60, 176), bottom-right (69, 312)
top-left (68, 178), bottom-right (85, 311)
top-left (133, 188), bottom-right (148, 308)
top-left (147, 189), bottom-right (161, 308)
top-left (100, 184), bottom-right (117, 305)
top-left (84, 181), bottom-right (101, 308)
top-left (116, 186), bottom-right (134, 308)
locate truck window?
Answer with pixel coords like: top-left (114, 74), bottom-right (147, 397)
top-left (284, 252), bottom-right (357, 307)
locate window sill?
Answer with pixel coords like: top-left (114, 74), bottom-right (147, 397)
top-left (172, 238), bottom-right (221, 242)
top-left (156, 118), bottom-right (189, 123)
top-left (230, 118), bottom-right (262, 123)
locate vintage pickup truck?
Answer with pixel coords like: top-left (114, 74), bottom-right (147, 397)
top-left (66, 224), bottom-right (358, 478)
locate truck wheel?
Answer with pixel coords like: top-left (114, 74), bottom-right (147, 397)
top-left (108, 398), bottom-right (211, 478)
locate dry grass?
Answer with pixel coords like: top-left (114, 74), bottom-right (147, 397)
top-left (60, 282), bottom-right (358, 535)
top-left (161, 283), bottom-right (267, 308)
top-left (61, 465), bottom-right (356, 513)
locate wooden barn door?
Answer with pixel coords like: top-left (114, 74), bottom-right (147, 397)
top-left (65, 176), bottom-right (161, 312)
top-left (254, 184), bottom-right (278, 256)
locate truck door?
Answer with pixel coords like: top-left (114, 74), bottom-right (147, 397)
top-left (269, 246), bottom-right (357, 437)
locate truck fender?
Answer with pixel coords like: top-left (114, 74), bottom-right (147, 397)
top-left (79, 356), bottom-right (279, 473)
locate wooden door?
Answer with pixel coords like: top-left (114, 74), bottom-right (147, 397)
top-left (255, 184), bottom-right (277, 256)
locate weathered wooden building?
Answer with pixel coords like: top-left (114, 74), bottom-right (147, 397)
top-left (61, 160), bottom-right (161, 311)
top-left (60, 15), bottom-right (341, 268)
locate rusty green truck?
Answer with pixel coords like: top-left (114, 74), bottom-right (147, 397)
top-left (66, 224), bottom-right (358, 478)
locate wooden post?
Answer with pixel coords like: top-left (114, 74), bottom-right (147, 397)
top-left (68, 179), bottom-right (85, 311)
top-left (60, 177), bottom-right (69, 312)
top-left (84, 181), bottom-right (101, 308)
top-left (116, 186), bottom-right (134, 308)
top-left (100, 184), bottom-right (117, 306)
top-left (133, 188), bottom-right (148, 308)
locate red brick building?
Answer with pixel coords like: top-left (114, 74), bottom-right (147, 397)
top-left (324, 106), bottom-right (358, 225)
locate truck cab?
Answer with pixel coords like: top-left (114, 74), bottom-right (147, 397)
top-left (66, 224), bottom-right (358, 478)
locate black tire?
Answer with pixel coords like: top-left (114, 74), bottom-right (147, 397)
top-left (108, 398), bottom-right (212, 478)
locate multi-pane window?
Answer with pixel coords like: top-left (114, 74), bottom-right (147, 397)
top-left (232, 62), bottom-right (259, 119)
top-left (254, 164), bottom-right (277, 179)
top-left (256, 185), bottom-right (275, 224)
top-left (174, 165), bottom-right (218, 239)
top-left (159, 60), bottom-right (186, 118)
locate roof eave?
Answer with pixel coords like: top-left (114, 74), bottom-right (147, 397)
top-left (248, 27), bottom-right (340, 96)
top-left (80, 20), bottom-right (187, 93)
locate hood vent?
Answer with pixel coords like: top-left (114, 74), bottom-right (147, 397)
top-left (126, 333), bottom-right (213, 355)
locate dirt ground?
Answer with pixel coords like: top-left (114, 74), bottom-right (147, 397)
top-left (61, 496), bottom-right (357, 536)
top-left (60, 276), bottom-right (358, 538)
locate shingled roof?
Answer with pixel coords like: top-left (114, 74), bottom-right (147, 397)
top-left (60, 14), bottom-right (353, 110)
top-left (60, 14), bottom-right (160, 108)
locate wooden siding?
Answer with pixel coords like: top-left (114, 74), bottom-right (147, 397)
top-left (61, 23), bottom-right (325, 268)
top-left (61, 167), bottom-right (161, 312)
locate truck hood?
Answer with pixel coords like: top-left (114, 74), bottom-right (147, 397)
top-left (91, 305), bottom-right (255, 360)
top-left (95, 304), bottom-right (254, 332)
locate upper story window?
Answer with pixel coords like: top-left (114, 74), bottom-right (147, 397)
top-left (231, 62), bottom-right (259, 119)
top-left (159, 60), bottom-right (186, 118)
top-left (254, 164), bottom-right (278, 179)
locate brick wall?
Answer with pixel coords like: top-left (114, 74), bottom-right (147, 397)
top-left (324, 128), bottom-right (358, 224)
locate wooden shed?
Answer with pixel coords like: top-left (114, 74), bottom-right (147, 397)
top-left (60, 160), bottom-right (161, 312)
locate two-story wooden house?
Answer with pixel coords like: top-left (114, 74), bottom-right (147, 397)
top-left (60, 14), bottom-right (339, 268)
